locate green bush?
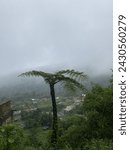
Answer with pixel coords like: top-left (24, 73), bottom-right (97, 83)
top-left (0, 124), bottom-right (25, 150)
top-left (83, 85), bottom-right (113, 139)
top-left (82, 139), bottom-right (112, 150)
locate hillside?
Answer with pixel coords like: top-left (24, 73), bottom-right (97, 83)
top-left (0, 69), bottom-right (111, 100)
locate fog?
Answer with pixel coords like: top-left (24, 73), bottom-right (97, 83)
top-left (0, 0), bottom-right (112, 78)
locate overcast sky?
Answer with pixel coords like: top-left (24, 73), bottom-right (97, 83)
top-left (0, 0), bottom-right (112, 77)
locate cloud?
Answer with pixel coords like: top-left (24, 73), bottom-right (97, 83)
top-left (0, 0), bottom-right (112, 76)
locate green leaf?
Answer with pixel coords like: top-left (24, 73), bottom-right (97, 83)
top-left (8, 138), bottom-right (14, 143)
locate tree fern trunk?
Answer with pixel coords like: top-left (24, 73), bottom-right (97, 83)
top-left (50, 84), bottom-right (58, 149)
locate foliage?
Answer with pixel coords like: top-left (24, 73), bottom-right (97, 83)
top-left (24, 127), bottom-right (51, 150)
top-left (21, 109), bottom-right (52, 129)
top-left (83, 85), bottom-right (113, 139)
top-left (19, 69), bottom-right (87, 92)
top-left (82, 139), bottom-right (112, 150)
top-left (59, 115), bottom-right (87, 131)
top-left (0, 124), bottom-right (25, 150)
top-left (56, 84), bottom-right (113, 150)
top-left (0, 73), bottom-right (112, 150)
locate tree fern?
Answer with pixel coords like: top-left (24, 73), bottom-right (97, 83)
top-left (19, 69), bottom-right (87, 149)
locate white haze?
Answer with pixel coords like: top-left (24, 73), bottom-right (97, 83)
top-left (0, 0), bottom-right (112, 79)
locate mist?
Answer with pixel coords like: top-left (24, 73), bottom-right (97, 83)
top-left (0, 0), bottom-right (112, 79)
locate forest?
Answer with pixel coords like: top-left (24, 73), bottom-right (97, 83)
top-left (0, 70), bottom-right (113, 150)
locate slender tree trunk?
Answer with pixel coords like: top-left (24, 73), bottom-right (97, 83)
top-left (50, 84), bottom-right (58, 149)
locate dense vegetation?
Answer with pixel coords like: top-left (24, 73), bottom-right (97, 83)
top-left (0, 74), bottom-right (113, 150)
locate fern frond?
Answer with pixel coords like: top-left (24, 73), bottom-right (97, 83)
top-left (19, 69), bottom-right (87, 92)
top-left (19, 70), bottom-right (51, 78)
top-left (56, 69), bottom-right (87, 81)
top-left (18, 70), bottom-right (54, 84)
top-left (57, 76), bottom-right (86, 92)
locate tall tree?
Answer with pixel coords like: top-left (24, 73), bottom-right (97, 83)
top-left (19, 69), bottom-right (87, 149)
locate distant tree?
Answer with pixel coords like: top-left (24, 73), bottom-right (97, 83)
top-left (19, 69), bottom-right (87, 149)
